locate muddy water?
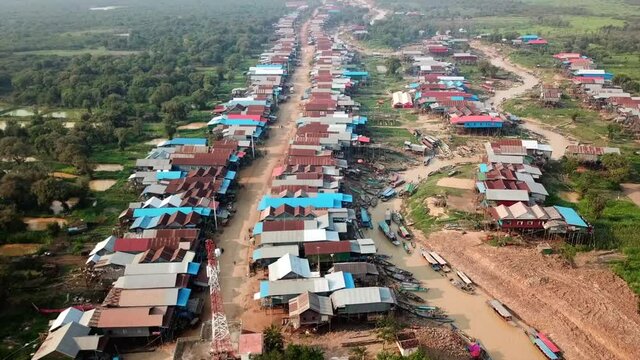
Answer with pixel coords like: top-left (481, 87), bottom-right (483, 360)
top-left (366, 200), bottom-right (544, 360)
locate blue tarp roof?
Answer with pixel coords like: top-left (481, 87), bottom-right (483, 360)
top-left (229, 154), bottom-right (240, 163)
top-left (132, 207), bottom-right (212, 218)
top-left (218, 179), bottom-right (231, 195)
top-left (253, 222), bottom-right (263, 236)
top-left (554, 206), bottom-right (588, 227)
top-left (257, 64), bottom-right (284, 69)
top-left (177, 288), bottom-right (192, 307)
top-left (257, 193), bottom-right (353, 210)
top-left (187, 262), bottom-right (200, 275)
top-left (342, 71), bottom-right (368, 77)
top-left (353, 116), bottom-right (367, 125)
top-left (160, 138), bottom-right (207, 147)
top-left (212, 118), bottom-right (266, 127)
top-left (520, 34), bottom-right (539, 41)
top-left (225, 170), bottom-right (237, 180)
top-left (344, 272), bottom-right (355, 289)
top-left (157, 171), bottom-right (184, 180)
top-left (479, 164), bottom-right (489, 173)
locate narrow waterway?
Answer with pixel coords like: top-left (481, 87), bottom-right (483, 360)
top-left (365, 197), bottom-right (545, 360)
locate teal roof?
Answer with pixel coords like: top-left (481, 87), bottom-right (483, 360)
top-left (257, 193), bottom-right (352, 210)
top-left (132, 207), bottom-right (212, 218)
top-left (160, 138), bottom-right (207, 147)
top-left (554, 206), bottom-right (588, 227)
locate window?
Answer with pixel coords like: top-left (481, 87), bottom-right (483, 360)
top-left (527, 221), bottom-right (533, 225)
top-left (516, 221), bottom-right (523, 226)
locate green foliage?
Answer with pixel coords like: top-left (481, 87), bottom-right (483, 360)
top-left (385, 57), bottom-right (402, 76)
top-left (376, 349), bottom-right (431, 360)
top-left (375, 315), bottom-right (402, 349)
top-left (263, 325), bottom-right (284, 354)
top-left (349, 346), bottom-right (369, 360)
top-left (255, 344), bottom-right (325, 360)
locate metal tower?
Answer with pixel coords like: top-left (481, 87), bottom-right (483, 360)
top-left (205, 239), bottom-right (233, 359)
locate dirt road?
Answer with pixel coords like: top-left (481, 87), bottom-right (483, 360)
top-left (216, 17), bottom-right (314, 325)
top-left (470, 41), bottom-right (573, 159)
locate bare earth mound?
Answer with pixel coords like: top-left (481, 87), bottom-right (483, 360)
top-left (422, 230), bottom-right (640, 360)
top-left (436, 177), bottom-right (475, 190)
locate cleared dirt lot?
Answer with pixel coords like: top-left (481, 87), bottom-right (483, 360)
top-left (418, 230), bottom-right (640, 360)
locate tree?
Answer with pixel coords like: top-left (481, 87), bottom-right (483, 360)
top-left (478, 60), bottom-right (499, 78)
top-left (31, 178), bottom-right (69, 207)
top-left (0, 137), bottom-right (32, 165)
top-left (385, 57), bottom-right (402, 76)
top-left (584, 190), bottom-right (607, 219)
top-left (375, 315), bottom-right (401, 350)
top-left (191, 89), bottom-right (210, 110)
top-left (0, 205), bottom-right (26, 235)
top-left (163, 117), bottom-right (177, 139)
top-left (115, 128), bottom-right (133, 151)
top-left (600, 153), bottom-right (631, 183)
top-left (150, 84), bottom-right (176, 107)
top-left (349, 346), bottom-right (368, 360)
top-left (162, 98), bottom-right (188, 122)
top-left (262, 325), bottom-right (284, 354)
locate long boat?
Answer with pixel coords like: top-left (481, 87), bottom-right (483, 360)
top-left (402, 242), bottom-right (412, 254)
top-left (397, 225), bottom-right (412, 239)
top-left (487, 299), bottom-right (513, 321)
top-left (526, 330), bottom-right (562, 360)
top-left (391, 211), bottom-right (403, 225)
top-left (420, 250), bottom-right (441, 271)
top-left (379, 221), bottom-right (400, 245)
top-left (360, 207), bottom-right (373, 229)
top-left (450, 324), bottom-right (493, 360)
top-left (429, 251), bottom-right (451, 272)
top-left (456, 270), bottom-right (474, 286)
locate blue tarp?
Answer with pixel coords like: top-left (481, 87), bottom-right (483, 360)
top-left (554, 206), bottom-right (588, 227)
top-left (213, 118), bottom-right (266, 127)
top-left (451, 96), bottom-right (465, 101)
top-left (257, 193), bottom-right (353, 210)
top-left (257, 64), bottom-right (284, 69)
top-left (187, 262), bottom-right (200, 275)
top-left (132, 207), bottom-right (212, 218)
top-left (177, 288), bottom-right (192, 307)
top-left (520, 34), bottom-right (539, 41)
top-left (156, 171), bottom-right (184, 180)
top-left (344, 272), bottom-right (355, 289)
top-left (409, 82), bottom-right (420, 89)
top-left (342, 70), bottom-right (368, 77)
top-left (229, 155), bottom-right (240, 163)
top-left (479, 164), bottom-right (489, 173)
top-left (160, 138), bottom-right (207, 147)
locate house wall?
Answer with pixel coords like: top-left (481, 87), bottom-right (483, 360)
top-left (499, 219), bottom-right (545, 229)
top-left (335, 302), bottom-right (392, 315)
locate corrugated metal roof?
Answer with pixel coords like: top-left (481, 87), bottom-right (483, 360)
top-left (485, 189), bottom-right (529, 201)
top-left (50, 307), bottom-right (84, 332)
top-left (330, 287), bottom-right (396, 308)
top-left (331, 262), bottom-right (379, 275)
top-left (32, 322), bottom-right (93, 360)
top-left (94, 307), bottom-right (165, 328)
top-left (253, 245), bottom-right (300, 260)
top-left (114, 273), bottom-right (179, 289)
top-left (304, 241), bottom-right (351, 255)
top-left (116, 288), bottom-right (180, 307)
top-left (288, 292), bottom-right (333, 316)
top-left (268, 253), bottom-right (311, 281)
top-left (259, 278), bottom-right (329, 297)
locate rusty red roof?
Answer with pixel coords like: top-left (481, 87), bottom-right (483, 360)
top-left (304, 241), bottom-right (351, 255)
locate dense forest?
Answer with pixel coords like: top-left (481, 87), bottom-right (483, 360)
top-left (0, 0), bottom-right (292, 240)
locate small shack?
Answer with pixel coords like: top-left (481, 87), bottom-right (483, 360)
top-left (288, 292), bottom-right (333, 330)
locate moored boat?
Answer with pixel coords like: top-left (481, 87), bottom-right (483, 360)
top-left (378, 221), bottom-right (400, 246)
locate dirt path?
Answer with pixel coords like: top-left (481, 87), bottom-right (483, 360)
top-left (469, 41), bottom-right (574, 159)
top-left (217, 17), bottom-right (315, 328)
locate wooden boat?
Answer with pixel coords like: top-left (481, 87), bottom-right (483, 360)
top-left (420, 250), bottom-right (441, 271)
top-left (450, 324), bottom-right (493, 360)
top-left (384, 209), bottom-right (392, 224)
top-left (402, 241), bottom-right (412, 254)
top-left (397, 225), bottom-right (411, 239)
top-left (378, 221), bottom-right (400, 245)
top-left (429, 251), bottom-right (451, 272)
top-left (397, 289), bottom-right (425, 303)
top-left (487, 299), bottom-right (513, 321)
top-left (400, 282), bottom-right (427, 292)
top-left (456, 270), bottom-right (474, 287)
top-left (370, 197), bottom-right (378, 207)
top-left (360, 207), bottom-right (373, 229)
top-left (450, 278), bottom-right (475, 294)
top-left (391, 211), bottom-right (404, 225)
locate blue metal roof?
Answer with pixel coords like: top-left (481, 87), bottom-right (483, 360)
top-left (229, 154), bottom-right (240, 163)
top-left (253, 222), bottom-right (264, 236)
top-left (218, 179), bottom-right (231, 195)
top-left (156, 171), bottom-right (184, 180)
top-left (177, 288), bottom-right (192, 307)
top-left (160, 138), bottom-right (207, 147)
top-left (353, 116), bottom-right (367, 125)
top-left (257, 64), bottom-right (284, 69)
top-left (130, 215), bottom-right (161, 230)
top-left (520, 34), bottom-right (539, 41)
top-left (187, 262), bottom-right (200, 275)
top-left (342, 70), bottom-right (368, 77)
top-left (554, 206), bottom-right (588, 227)
top-left (132, 207), bottom-right (212, 218)
top-left (213, 118), bottom-right (266, 127)
top-left (257, 193), bottom-right (353, 210)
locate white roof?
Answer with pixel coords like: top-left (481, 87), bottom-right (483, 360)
top-left (325, 271), bottom-right (347, 291)
top-left (89, 235), bottom-right (115, 256)
top-left (485, 189), bottom-right (529, 201)
top-left (50, 307), bottom-right (84, 332)
top-left (349, 239), bottom-right (377, 254)
top-left (32, 323), bottom-right (95, 360)
top-left (268, 253), bottom-right (311, 281)
top-left (525, 181), bottom-right (549, 196)
top-left (114, 273), bottom-right (179, 289)
top-left (260, 229), bottom-right (340, 245)
top-left (94, 252), bottom-right (137, 268)
top-left (330, 287), bottom-right (395, 308)
top-left (262, 278), bottom-right (330, 297)
top-left (125, 261), bottom-right (191, 276)
top-left (520, 164), bottom-right (543, 176)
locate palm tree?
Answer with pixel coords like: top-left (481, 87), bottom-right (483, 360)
top-left (262, 324), bottom-right (284, 353)
top-left (349, 346), bottom-right (368, 360)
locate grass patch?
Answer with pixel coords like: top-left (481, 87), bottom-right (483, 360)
top-left (503, 96), bottom-right (610, 143)
top-left (369, 127), bottom-right (414, 148)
